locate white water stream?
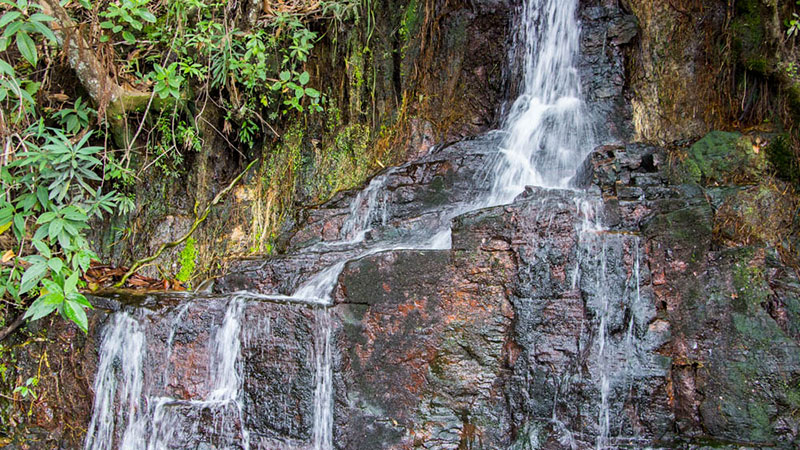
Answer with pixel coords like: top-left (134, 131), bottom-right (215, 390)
top-left (84, 0), bottom-right (615, 448)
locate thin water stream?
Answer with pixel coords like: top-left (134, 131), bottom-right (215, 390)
top-left (83, 0), bottom-right (626, 448)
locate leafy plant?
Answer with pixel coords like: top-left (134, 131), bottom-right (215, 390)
top-left (12, 376), bottom-right (37, 400)
top-left (151, 62), bottom-right (183, 99)
top-left (1, 126), bottom-right (126, 332)
top-left (175, 237), bottom-right (196, 283)
top-left (271, 69), bottom-right (322, 113)
top-left (0, 0), bottom-right (56, 66)
top-left (788, 1), bottom-right (800, 38)
top-left (51, 97), bottom-right (94, 134)
top-left (99, 0), bottom-right (157, 44)
top-left (0, 58), bottom-right (35, 117)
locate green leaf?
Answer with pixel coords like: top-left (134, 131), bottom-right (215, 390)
top-left (12, 213), bottom-right (25, 238)
top-left (23, 294), bottom-right (61, 322)
top-left (279, 70), bottom-right (291, 82)
top-left (57, 230), bottom-right (71, 250)
top-left (32, 240), bottom-right (51, 258)
top-left (48, 218), bottom-right (63, 240)
top-left (62, 208), bottom-right (87, 222)
top-left (122, 31), bottom-right (135, 44)
top-left (0, 11), bottom-right (21, 29)
top-left (19, 262), bottom-right (47, 295)
top-left (40, 278), bottom-right (62, 296)
top-left (69, 292), bottom-right (92, 309)
top-left (136, 10), bottom-right (156, 23)
top-left (0, 58), bottom-right (14, 75)
top-left (298, 71), bottom-right (310, 86)
top-left (304, 87), bottom-right (320, 98)
top-left (64, 270), bottom-right (79, 294)
top-left (29, 20), bottom-right (57, 44)
top-left (63, 300), bottom-right (88, 333)
top-left (28, 13), bottom-right (54, 23)
top-left (15, 31), bottom-right (37, 66)
top-left (36, 211), bottom-right (57, 224)
top-left (36, 186), bottom-right (48, 208)
top-left (3, 21), bottom-right (22, 39)
top-left (47, 257), bottom-right (63, 273)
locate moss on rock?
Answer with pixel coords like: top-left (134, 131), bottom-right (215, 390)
top-left (676, 131), bottom-right (765, 185)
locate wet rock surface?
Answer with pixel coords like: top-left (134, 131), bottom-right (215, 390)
top-left (12, 0), bottom-right (800, 448)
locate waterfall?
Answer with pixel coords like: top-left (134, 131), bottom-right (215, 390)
top-left (84, 314), bottom-right (147, 450)
top-left (85, 296), bottom-right (252, 449)
top-left (84, 0), bottom-right (618, 448)
top-left (488, 0), bottom-right (592, 204)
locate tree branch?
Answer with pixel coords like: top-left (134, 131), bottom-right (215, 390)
top-left (37, 0), bottom-right (174, 125)
top-left (0, 313), bottom-right (27, 342)
top-left (113, 158), bottom-right (259, 288)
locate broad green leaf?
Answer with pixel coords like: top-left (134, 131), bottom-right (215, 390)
top-left (29, 20), bottom-right (57, 44)
top-left (304, 87), bottom-right (320, 98)
top-left (19, 262), bottom-right (47, 294)
top-left (279, 70), bottom-right (291, 82)
top-left (36, 186), bottom-right (48, 208)
top-left (33, 224), bottom-right (48, 241)
top-left (68, 293), bottom-right (92, 309)
top-left (36, 211), bottom-right (57, 224)
top-left (40, 278), bottom-right (62, 295)
top-left (57, 230), bottom-right (71, 250)
top-left (298, 71), bottom-right (310, 86)
top-left (0, 11), bottom-right (21, 29)
top-left (62, 208), bottom-right (87, 222)
top-left (28, 13), bottom-right (54, 23)
top-left (3, 21), bottom-right (23, 39)
top-left (23, 294), bottom-right (61, 321)
top-left (0, 58), bottom-right (13, 75)
top-left (63, 300), bottom-right (88, 333)
top-left (12, 213), bottom-right (25, 238)
top-left (15, 31), bottom-right (37, 66)
top-left (48, 218), bottom-right (63, 240)
top-left (123, 31), bottom-right (135, 44)
top-left (47, 257), bottom-right (63, 273)
top-left (32, 240), bottom-right (51, 258)
top-left (136, 10), bottom-right (156, 23)
top-left (64, 270), bottom-right (79, 294)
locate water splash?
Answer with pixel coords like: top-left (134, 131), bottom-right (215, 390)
top-left (312, 308), bottom-right (333, 450)
top-left (84, 313), bottom-right (147, 450)
top-left (85, 296), bottom-right (253, 449)
top-left (338, 172), bottom-right (393, 243)
top-left (488, 0), bottom-right (592, 204)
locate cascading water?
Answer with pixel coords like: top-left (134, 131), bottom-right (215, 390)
top-left (84, 314), bottom-right (147, 449)
top-left (84, 0), bottom-right (621, 448)
top-left (488, 0), bottom-right (592, 204)
top-left (85, 295), bottom-right (254, 449)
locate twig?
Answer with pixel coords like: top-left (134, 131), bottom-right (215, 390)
top-left (0, 314), bottom-right (27, 342)
top-left (113, 158), bottom-right (259, 287)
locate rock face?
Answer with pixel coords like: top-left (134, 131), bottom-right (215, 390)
top-left (7, 0), bottom-right (800, 449)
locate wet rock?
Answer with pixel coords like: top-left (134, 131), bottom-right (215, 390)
top-left (332, 247), bottom-right (516, 449)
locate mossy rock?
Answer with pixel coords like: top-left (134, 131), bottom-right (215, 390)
top-left (713, 182), bottom-right (798, 248)
top-left (677, 131), bottom-right (765, 185)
